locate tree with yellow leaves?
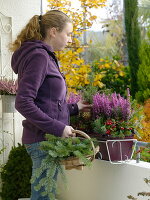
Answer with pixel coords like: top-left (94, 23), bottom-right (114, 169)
top-left (47, 0), bottom-right (106, 92)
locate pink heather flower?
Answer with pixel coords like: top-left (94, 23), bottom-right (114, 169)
top-left (67, 92), bottom-right (81, 103)
top-left (0, 79), bottom-right (18, 95)
top-left (93, 89), bottom-right (131, 120)
top-left (93, 93), bottom-right (112, 118)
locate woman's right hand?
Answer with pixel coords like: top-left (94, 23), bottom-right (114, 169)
top-left (62, 126), bottom-right (75, 138)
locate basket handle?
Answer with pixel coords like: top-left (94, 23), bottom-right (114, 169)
top-left (72, 129), bottom-right (97, 161)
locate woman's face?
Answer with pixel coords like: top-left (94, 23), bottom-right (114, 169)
top-left (49, 22), bottom-right (73, 51)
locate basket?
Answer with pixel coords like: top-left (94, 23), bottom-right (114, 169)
top-left (61, 130), bottom-right (99, 170)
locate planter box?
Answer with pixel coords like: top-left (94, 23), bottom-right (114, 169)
top-left (89, 134), bottom-right (137, 163)
top-left (98, 138), bottom-right (136, 162)
top-left (1, 95), bottom-right (16, 113)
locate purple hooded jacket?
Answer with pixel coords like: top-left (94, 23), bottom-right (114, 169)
top-left (11, 40), bottom-right (78, 144)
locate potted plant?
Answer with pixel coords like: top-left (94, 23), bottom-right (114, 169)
top-left (91, 89), bottom-right (142, 162)
top-left (67, 91), bottom-right (93, 134)
top-left (0, 79), bottom-right (17, 113)
top-left (67, 85), bottom-right (98, 134)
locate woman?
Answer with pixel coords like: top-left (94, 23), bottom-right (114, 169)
top-left (10, 10), bottom-right (90, 200)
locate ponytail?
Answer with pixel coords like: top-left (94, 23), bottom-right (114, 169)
top-left (10, 15), bottom-right (42, 52)
top-left (10, 10), bottom-right (72, 52)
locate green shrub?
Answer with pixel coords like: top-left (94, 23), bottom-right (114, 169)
top-left (90, 58), bottom-right (130, 96)
top-left (0, 147), bottom-right (5, 172)
top-left (136, 28), bottom-right (150, 103)
top-left (124, 0), bottom-right (141, 98)
top-left (0, 143), bottom-right (32, 200)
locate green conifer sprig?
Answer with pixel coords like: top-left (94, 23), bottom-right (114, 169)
top-left (31, 134), bottom-right (96, 200)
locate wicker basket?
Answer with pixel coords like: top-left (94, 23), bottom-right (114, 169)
top-left (61, 130), bottom-right (99, 170)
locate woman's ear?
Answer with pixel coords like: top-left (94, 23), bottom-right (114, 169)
top-left (48, 27), bottom-right (57, 38)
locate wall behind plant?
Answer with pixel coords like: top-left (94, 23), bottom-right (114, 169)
top-left (0, 0), bottom-right (41, 166)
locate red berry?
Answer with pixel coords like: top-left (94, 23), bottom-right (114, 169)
top-left (106, 130), bottom-right (111, 134)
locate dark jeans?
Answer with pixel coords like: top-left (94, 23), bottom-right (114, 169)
top-left (25, 142), bottom-right (57, 200)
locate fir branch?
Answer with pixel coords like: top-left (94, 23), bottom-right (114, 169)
top-left (32, 134), bottom-right (96, 200)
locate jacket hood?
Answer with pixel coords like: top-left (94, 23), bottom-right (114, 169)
top-left (11, 40), bottom-right (53, 74)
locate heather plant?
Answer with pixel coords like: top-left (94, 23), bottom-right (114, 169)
top-left (92, 89), bottom-right (143, 138)
top-left (93, 118), bottom-right (134, 138)
top-left (67, 92), bottom-right (93, 134)
top-left (92, 89), bottom-right (131, 121)
top-left (67, 92), bottom-right (81, 104)
top-left (0, 79), bottom-right (17, 95)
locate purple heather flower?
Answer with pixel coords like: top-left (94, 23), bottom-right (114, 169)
top-left (67, 92), bottom-right (81, 103)
top-left (0, 79), bottom-right (18, 95)
top-left (92, 89), bottom-right (131, 120)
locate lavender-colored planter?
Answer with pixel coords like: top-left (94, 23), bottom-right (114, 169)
top-left (90, 134), bottom-right (136, 162)
top-left (98, 137), bottom-right (135, 161)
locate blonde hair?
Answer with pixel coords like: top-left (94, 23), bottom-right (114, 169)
top-left (10, 10), bottom-right (71, 52)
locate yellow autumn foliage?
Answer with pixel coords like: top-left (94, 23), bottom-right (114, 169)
top-left (134, 99), bottom-right (150, 142)
top-left (93, 74), bottom-right (105, 88)
top-left (47, 0), bottom-right (106, 91)
top-left (47, 1), bottom-right (149, 142)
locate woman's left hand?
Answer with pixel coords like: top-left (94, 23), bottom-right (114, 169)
top-left (77, 100), bottom-right (92, 112)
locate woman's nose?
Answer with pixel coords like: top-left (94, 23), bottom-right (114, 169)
top-left (68, 36), bottom-right (72, 43)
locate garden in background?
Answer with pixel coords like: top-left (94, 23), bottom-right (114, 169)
top-left (48, 0), bottom-right (150, 162)
top-left (0, 1), bottom-right (150, 199)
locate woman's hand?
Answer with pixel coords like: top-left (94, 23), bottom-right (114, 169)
top-left (62, 125), bottom-right (75, 138)
top-left (77, 100), bottom-right (92, 112)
